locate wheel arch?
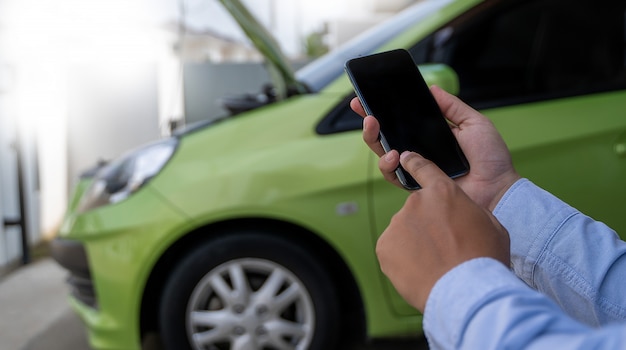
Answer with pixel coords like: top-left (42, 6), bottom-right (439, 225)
top-left (139, 217), bottom-right (367, 345)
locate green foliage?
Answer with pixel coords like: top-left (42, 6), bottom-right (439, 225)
top-left (303, 30), bottom-right (329, 58)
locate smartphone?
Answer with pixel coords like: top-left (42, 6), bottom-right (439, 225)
top-left (345, 48), bottom-right (469, 190)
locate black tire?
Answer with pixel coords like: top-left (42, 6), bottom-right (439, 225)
top-left (159, 231), bottom-right (340, 350)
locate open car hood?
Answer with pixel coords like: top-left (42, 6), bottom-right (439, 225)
top-left (217, 0), bottom-right (456, 115)
top-left (218, 0), bottom-right (307, 104)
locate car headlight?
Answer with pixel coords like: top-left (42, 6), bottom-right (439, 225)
top-left (77, 137), bottom-right (178, 213)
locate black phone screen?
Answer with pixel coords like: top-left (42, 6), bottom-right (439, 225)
top-left (345, 49), bottom-right (469, 189)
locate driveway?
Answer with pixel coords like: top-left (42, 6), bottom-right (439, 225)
top-left (2, 258), bottom-right (428, 350)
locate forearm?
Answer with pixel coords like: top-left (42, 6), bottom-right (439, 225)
top-left (493, 179), bottom-right (626, 325)
top-left (423, 258), bottom-right (626, 350)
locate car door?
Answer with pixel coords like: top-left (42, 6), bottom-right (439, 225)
top-left (446, 0), bottom-right (626, 235)
top-left (371, 0), bottom-right (626, 316)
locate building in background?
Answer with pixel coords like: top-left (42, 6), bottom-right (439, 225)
top-left (0, 0), bottom-right (416, 270)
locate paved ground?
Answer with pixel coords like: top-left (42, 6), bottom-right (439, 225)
top-left (0, 259), bottom-right (76, 350)
top-left (23, 308), bottom-right (90, 350)
top-left (0, 258), bottom-right (428, 350)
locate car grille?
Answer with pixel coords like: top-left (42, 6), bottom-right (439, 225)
top-left (66, 271), bottom-right (98, 308)
top-left (51, 238), bottom-right (98, 308)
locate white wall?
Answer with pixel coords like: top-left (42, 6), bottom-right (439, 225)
top-left (66, 63), bottom-right (162, 185)
top-left (0, 0), bottom-right (175, 242)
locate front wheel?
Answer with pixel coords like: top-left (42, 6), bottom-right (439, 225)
top-left (159, 232), bottom-right (340, 350)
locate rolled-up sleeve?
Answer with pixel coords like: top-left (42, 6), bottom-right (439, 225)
top-left (423, 258), bottom-right (626, 350)
top-left (422, 179), bottom-right (626, 349)
top-left (494, 179), bottom-right (626, 325)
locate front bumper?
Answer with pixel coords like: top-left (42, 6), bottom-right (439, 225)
top-left (53, 185), bottom-right (189, 350)
top-left (51, 238), bottom-right (97, 308)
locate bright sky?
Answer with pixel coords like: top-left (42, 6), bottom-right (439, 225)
top-left (151, 0), bottom-right (356, 54)
top-left (0, 0), bottom-right (356, 60)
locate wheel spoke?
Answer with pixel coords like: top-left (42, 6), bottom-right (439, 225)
top-left (229, 262), bottom-right (251, 304)
top-left (189, 309), bottom-right (233, 328)
top-left (231, 334), bottom-right (257, 350)
top-left (209, 273), bottom-right (235, 304)
top-left (272, 283), bottom-right (301, 312)
top-left (264, 319), bottom-right (308, 350)
top-left (255, 268), bottom-right (286, 302)
top-left (192, 327), bottom-right (230, 346)
top-left (189, 310), bottom-right (235, 346)
top-left (266, 319), bottom-right (308, 339)
top-left (264, 337), bottom-right (296, 350)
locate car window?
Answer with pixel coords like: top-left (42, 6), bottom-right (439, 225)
top-left (316, 94), bottom-right (362, 135)
top-left (296, 0), bottom-right (454, 93)
top-left (319, 0), bottom-right (626, 135)
top-left (428, 0), bottom-right (626, 109)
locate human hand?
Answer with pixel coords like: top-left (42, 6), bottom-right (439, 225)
top-left (376, 151), bottom-right (510, 312)
top-left (350, 85), bottom-right (521, 211)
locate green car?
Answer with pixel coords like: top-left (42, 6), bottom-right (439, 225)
top-left (52, 0), bottom-right (626, 349)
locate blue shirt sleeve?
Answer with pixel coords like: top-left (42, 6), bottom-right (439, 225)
top-left (422, 179), bottom-right (626, 349)
top-left (423, 258), bottom-right (626, 350)
top-left (494, 179), bottom-right (626, 325)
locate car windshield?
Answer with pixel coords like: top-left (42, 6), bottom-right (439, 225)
top-left (295, 0), bottom-right (454, 92)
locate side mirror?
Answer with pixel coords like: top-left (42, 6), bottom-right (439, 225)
top-left (418, 63), bottom-right (460, 96)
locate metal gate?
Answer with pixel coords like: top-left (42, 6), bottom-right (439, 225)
top-left (0, 63), bottom-right (40, 270)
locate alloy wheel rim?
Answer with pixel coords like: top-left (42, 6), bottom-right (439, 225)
top-left (186, 258), bottom-right (315, 350)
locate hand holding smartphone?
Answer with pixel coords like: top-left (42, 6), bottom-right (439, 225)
top-left (345, 49), bottom-right (469, 190)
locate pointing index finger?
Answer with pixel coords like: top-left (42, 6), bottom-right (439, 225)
top-left (399, 151), bottom-right (449, 188)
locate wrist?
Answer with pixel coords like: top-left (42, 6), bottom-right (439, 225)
top-left (486, 172), bottom-right (522, 212)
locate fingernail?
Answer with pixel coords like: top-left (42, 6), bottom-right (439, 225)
top-left (384, 152), bottom-right (394, 162)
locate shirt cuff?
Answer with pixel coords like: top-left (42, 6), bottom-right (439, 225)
top-left (492, 178), bottom-right (578, 286)
top-left (423, 257), bottom-right (526, 349)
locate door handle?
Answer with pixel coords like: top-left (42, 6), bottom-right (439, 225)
top-left (615, 132), bottom-right (626, 158)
